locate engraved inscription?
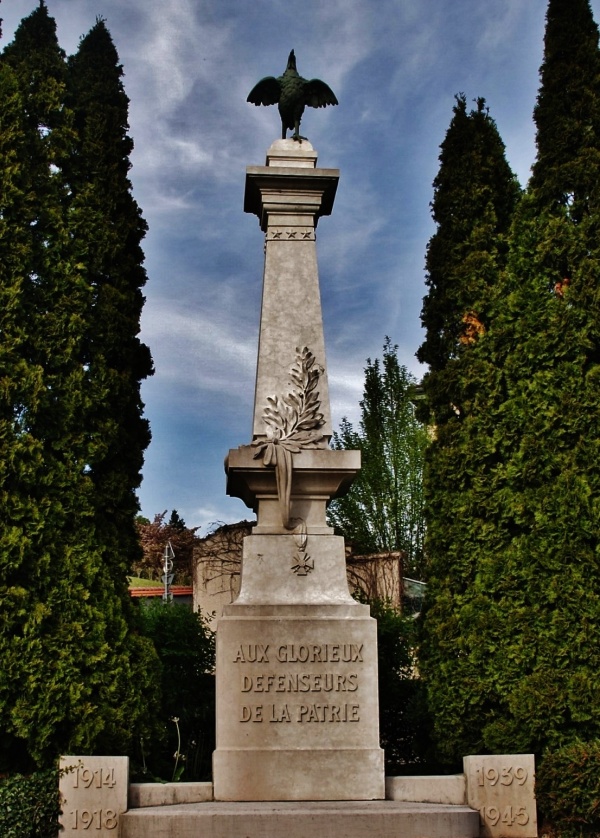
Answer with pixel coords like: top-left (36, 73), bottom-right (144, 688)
top-left (479, 806), bottom-right (530, 828)
top-left (233, 641), bottom-right (365, 724)
top-left (59, 756), bottom-right (128, 836)
top-left (240, 673), bottom-right (358, 692)
top-left (298, 703), bottom-right (360, 722)
top-left (233, 644), bottom-right (270, 663)
top-left (240, 705), bottom-right (263, 722)
top-left (476, 766), bottom-right (528, 787)
top-left (269, 703), bottom-right (291, 722)
top-left (68, 810), bottom-right (118, 830)
top-left (232, 643), bottom-right (364, 664)
top-left (464, 755), bottom-right (537, 838)
top-left (73, 766), bottom-right (117, 789)
top-left (276, 643), bottom-right (364, 662)
top-left (239, 702), bottom-right (360, 723)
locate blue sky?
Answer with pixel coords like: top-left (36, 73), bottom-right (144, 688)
top-left (4, 0), bottom-right (599, 533)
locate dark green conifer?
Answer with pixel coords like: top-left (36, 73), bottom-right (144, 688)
top-left (0, 61), bottom-right (41, 769)
top-left (417, 95), bottom-right (520, 423)
top-left (65, 19), bottom-right (153, 586)
top-left (420, 0), bottom-right (600, 768)
top-left (0, 6), bottom-right (159, 770)
top-left (530, 0), bottom-right (600, 216)
top-left (417, 95), bottom-right (520, 761)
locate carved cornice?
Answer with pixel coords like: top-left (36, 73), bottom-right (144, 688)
top-left (244, 167), bottom-right (339, 231)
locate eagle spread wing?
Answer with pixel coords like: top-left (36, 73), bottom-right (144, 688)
top-left (304, 79), bottom-right (338, 109)
top-left (247, 76), bottom-right (281, 106)
top-left (247, 52), bottom-right (338, 140)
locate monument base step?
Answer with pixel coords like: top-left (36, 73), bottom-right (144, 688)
top-left (119, 799), bottom-right (480, 838)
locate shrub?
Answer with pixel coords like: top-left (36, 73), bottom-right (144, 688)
top-left (0, 769), bottom-right (59, 838)
top-left (136, 601), bottom-right (215, 781)
top-left (367, 598), bottom-right (436, 772)
top-left (536, 741), bottom-right (600, 837)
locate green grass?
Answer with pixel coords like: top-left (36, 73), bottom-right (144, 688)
top-left (127, 576), bottom-right (164, 588)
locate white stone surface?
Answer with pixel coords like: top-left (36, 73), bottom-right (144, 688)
top-left (265, 138), bottom-right (318, 168)
top-left (129, 782), bottom-right (213, 807)
top-left (386, 774), bottom-right (466, 804)
top-left (217, 141), bottom-right (383, 801)
top-left (59, 755), bottom-right (128, 835)
top-left (226, 446), bottom-right (360, 535)
top-left (244, 143), bottom-right (338, 441)
top-left (234, 534), bottom-right (355, 605)
top-left (213, 603), bottom-right (384, 800)
top-left (464, 755), bottom-right (537, 837)
top-left (252, 224), bottom-right (331, 439)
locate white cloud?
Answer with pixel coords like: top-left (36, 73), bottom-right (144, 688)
top-left (141, 298), bottom-right (257, 402)
top-left (127, 0), bottom-right (232, 105)
top-left (477, 0), bottom-right (532, 52)
top-left (328, 363), bottom-right (364, 429)
top-left (190, 502), bottom-right (243, 533)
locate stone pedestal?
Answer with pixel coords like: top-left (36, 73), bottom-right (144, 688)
top-left (214, 603), bottom-right (383, 801)
top-left (213, 140), bottom-right (384, 801)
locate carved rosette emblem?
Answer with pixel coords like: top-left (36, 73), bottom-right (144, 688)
top-left (252, 346), bottom-right (326, 574)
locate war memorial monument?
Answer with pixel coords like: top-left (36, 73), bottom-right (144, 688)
top-left (214, 52), bottom-right (384, 800)
top-left (60, 52), bottom-right (536, 838)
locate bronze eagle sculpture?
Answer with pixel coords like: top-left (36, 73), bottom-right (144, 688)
top-left (247, 50), bottom-right (338, 141)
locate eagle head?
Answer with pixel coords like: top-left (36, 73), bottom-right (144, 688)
top-left (286, 50), bottom-right (297, 72)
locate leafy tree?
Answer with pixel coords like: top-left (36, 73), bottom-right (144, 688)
top-left (420, 0), bottom-right (600, 776)
top-left (0, 5), bottom-right (160, 771)
top-left (327, 338), bottom-right (428, 579)
top-left (136, 511), bottom-right (201, 583)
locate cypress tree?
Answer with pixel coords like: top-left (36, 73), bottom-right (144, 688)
top-left (65, 18), bottom-right (154, 588)
top-left (417, 94), bottom-right (520, 423)
top-left (0, 6), bottom-right (159, 770)
top-left (0, 60), bottom-right (42, 771)
top-left (420, 0), bottom-right (600, 770)
top-left (530, 0), bottom-right (600, 216)
top-left (0, 64), bottom-right (34, 440)
top-left (417, 94), bottom-right (521, 761)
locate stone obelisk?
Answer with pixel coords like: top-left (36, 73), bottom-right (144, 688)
top-left (213, 139), bottom-right (385, 801)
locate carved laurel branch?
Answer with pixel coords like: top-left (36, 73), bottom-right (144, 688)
top-left (252, 346), bottom-right (326, 529)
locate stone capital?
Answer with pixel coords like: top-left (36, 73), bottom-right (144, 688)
top-left (244, 167), bottom-right (339, 231)
top-left (226, 445), bottom-right (360, 533)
